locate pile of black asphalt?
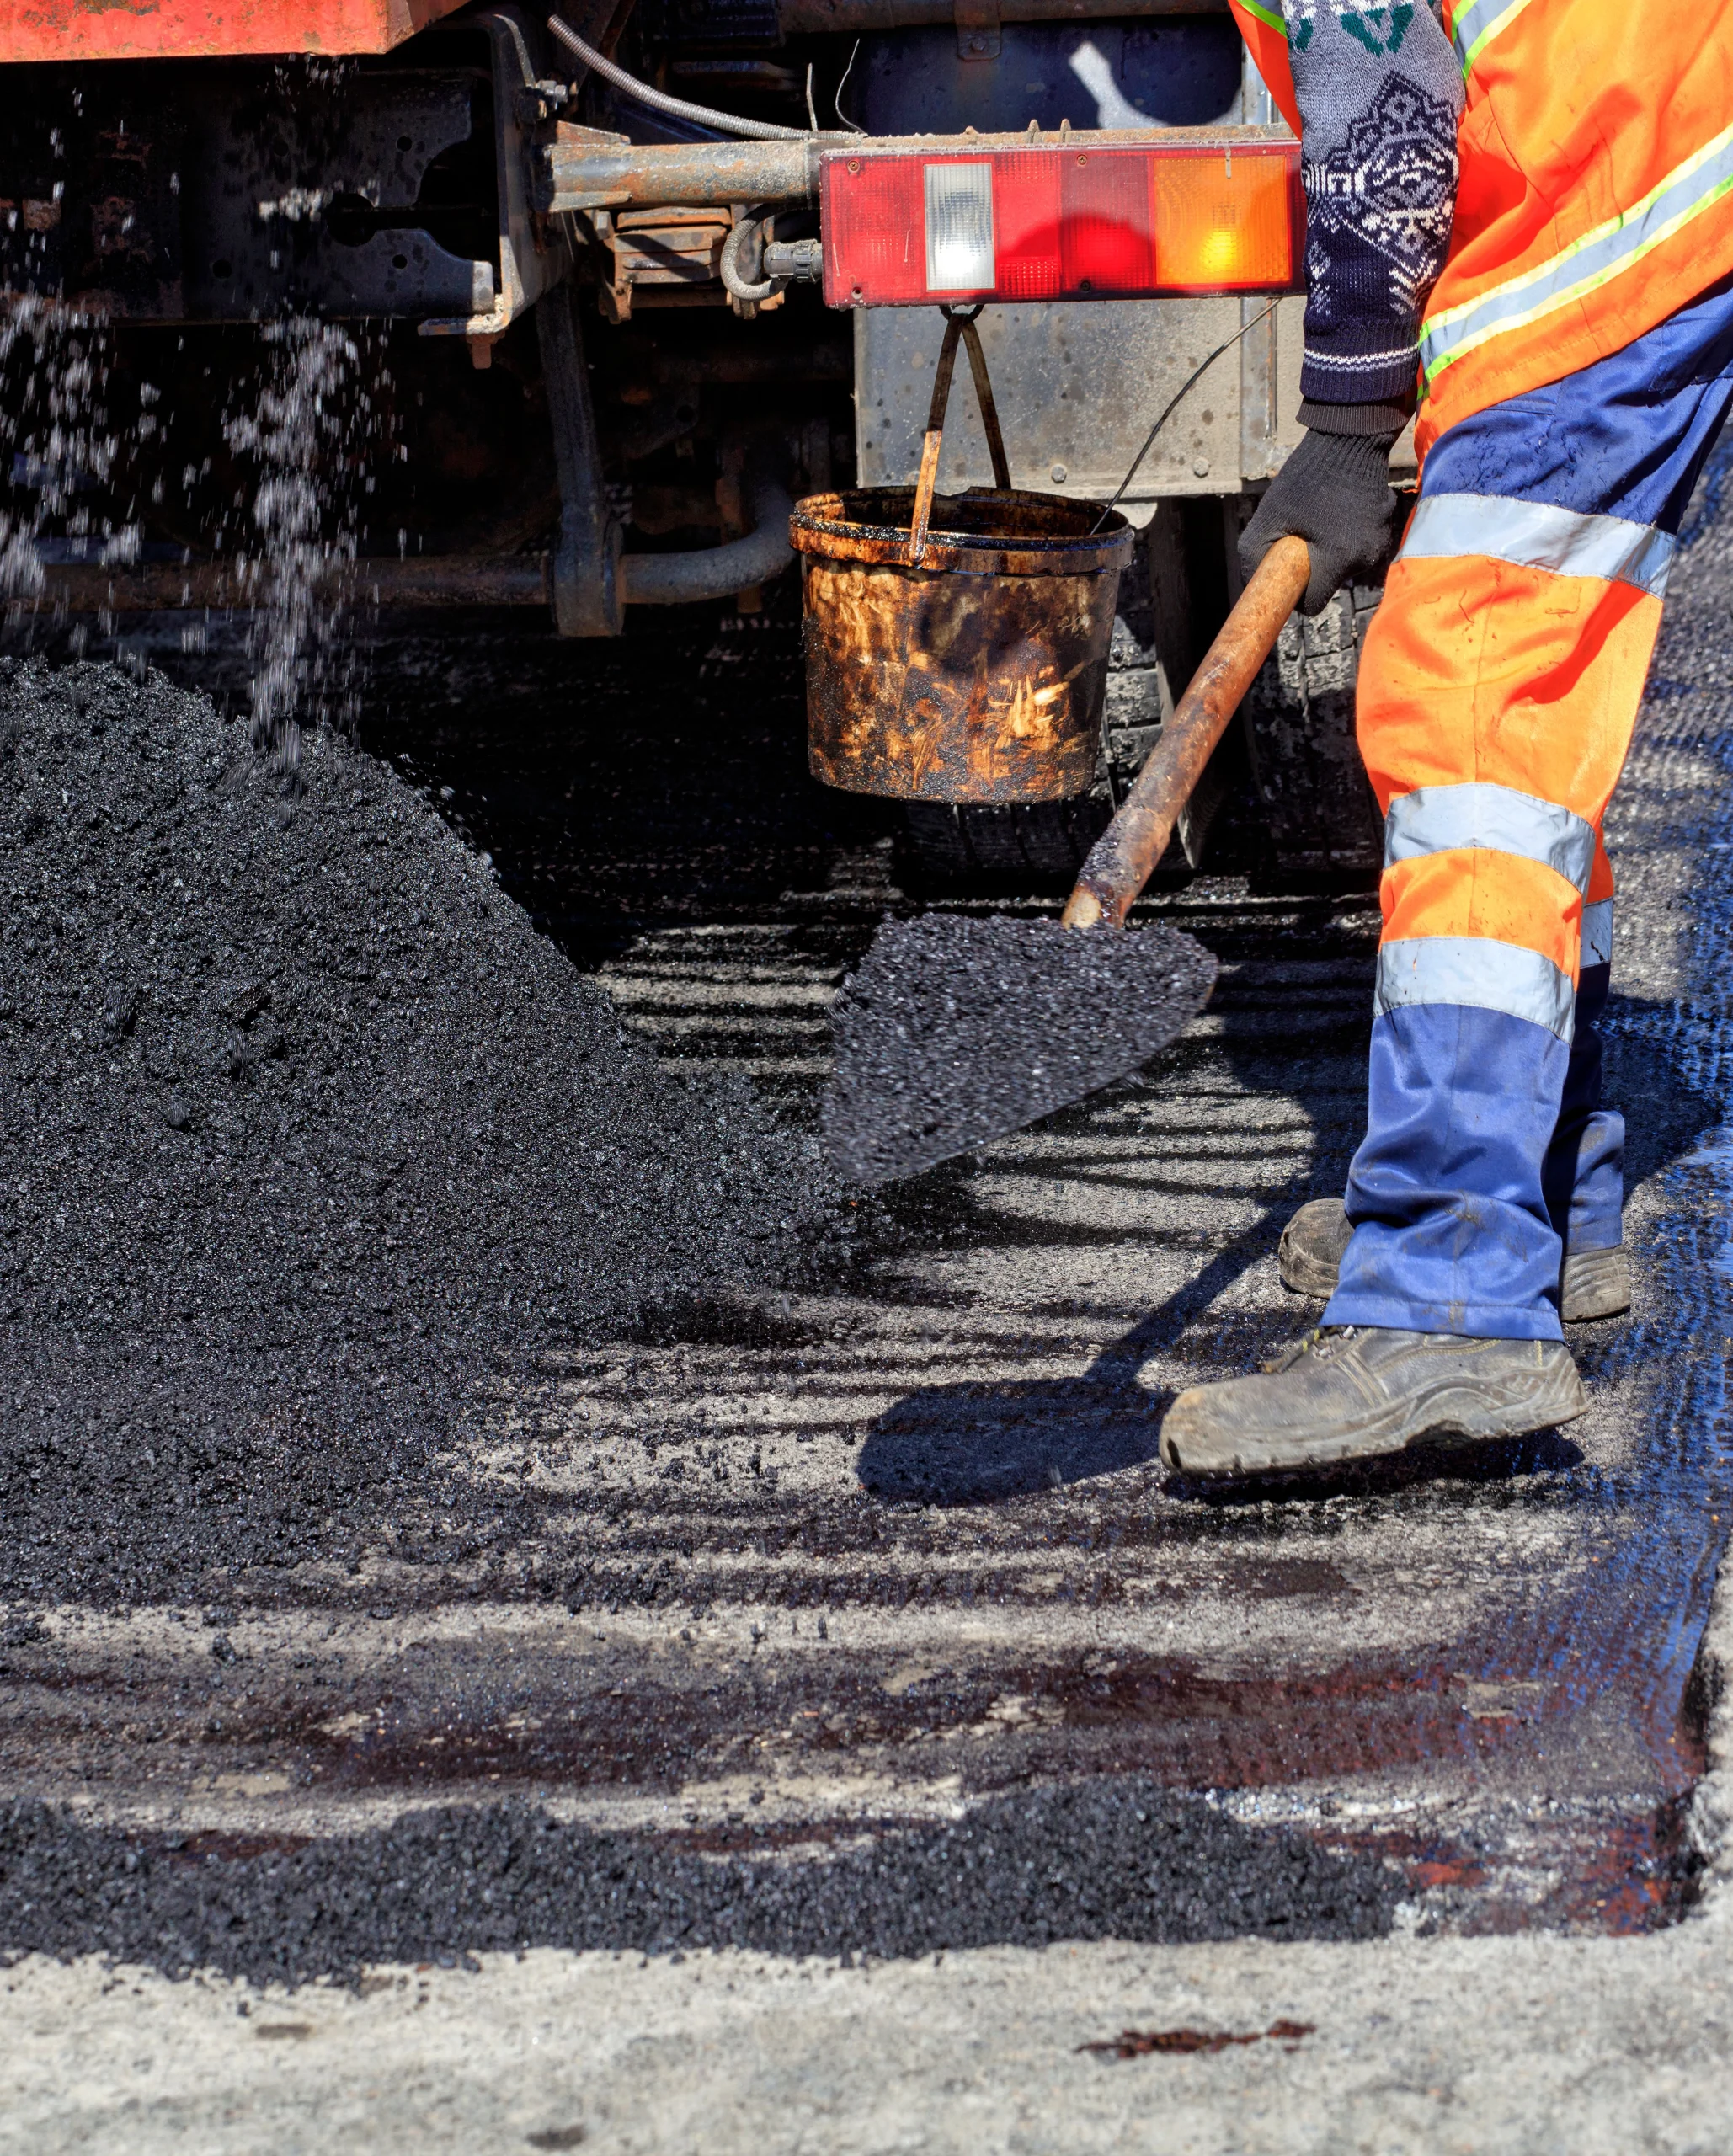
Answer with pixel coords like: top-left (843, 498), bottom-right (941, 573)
top-left (0, 659), bottom-right (834, 1606)
top-left (0, 1781), bottom-right (1399, 1983)
top-left (823, 912), bottom-right (1218, 1186)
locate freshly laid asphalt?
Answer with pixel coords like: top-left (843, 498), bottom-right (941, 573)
top-left (5, 445), bottom-right (1733, 2147)
top-left (821, 911), bottom-right (1218, 1187)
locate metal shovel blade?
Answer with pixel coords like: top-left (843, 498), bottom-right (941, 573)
top-left (822, 912), bottom-right (1218, 1187)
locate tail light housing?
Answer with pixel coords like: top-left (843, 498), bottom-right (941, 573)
top-left (822, 137), bottom-right (1303, 308)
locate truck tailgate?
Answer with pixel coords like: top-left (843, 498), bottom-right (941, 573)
top-left (3, 0), bottom-right (472, 62)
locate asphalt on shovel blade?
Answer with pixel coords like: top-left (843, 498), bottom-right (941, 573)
top-left (822, 913), bottom-right (1218, 1187)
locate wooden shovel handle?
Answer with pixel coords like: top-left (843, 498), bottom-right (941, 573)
top-left (1061, 534), bottom-right (1312, 930)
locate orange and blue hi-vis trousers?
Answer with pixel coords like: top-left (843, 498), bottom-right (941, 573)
top-left (1323, 278), bottom-right (1733, 1341)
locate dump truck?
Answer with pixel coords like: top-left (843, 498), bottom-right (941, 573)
top-left (0, 0), bottom-right (1388, 879)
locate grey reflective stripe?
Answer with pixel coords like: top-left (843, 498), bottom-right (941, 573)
top-left (1581, 898), bottom-right (1613, 968)
top-left (1401, 492), bottom-right (1675, 600)
top-left (1377, 937), bottom-right (1576, 1040)
top-left (1420, 117), bottom-right (1733, 384)
top-left (1384, 782), bottom-right (1597, 894)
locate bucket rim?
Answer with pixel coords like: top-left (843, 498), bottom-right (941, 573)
top-left (790, 484), bottom-right (1134, 574)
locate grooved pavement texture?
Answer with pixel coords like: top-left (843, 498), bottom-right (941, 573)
top-left (10, 417), bottom-right (1733, 2155)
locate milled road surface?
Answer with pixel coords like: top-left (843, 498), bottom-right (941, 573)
top-left (5, 452), bottom-right (1733, 2145)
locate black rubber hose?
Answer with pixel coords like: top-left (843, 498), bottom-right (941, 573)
top-left (547, 14), bottom-right (809, 142)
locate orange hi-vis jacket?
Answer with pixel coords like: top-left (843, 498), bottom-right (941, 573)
top-left (1230, 0), bottom-right (1733, 455)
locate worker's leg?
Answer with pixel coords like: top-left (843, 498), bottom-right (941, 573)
top-left (1325, 280), bottom-right (1733, 1342)
top-left (1163, 280), bottom-right (1733, 1476)
top-left (1540, 837), bottom-right (1623, 1254)
top-left (1277, 832), bottom-right (1626, 1310)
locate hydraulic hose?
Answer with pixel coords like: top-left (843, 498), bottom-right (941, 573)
top-left (719, 214), bottom-right (778, 302)
top-left (547, 14), bottom-right (809, 142)
top-left (619, 469), bottom-right (795, 605)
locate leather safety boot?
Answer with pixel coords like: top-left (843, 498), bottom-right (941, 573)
top-left (1160, 1326), bottom-right (1588, 1479)
top-left (1277, 1197), bottom-right (1631, 1322)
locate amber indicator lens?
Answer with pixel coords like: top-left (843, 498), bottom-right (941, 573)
top-left (822, 141), bottom-right (1301, 309)
top-left (1154, 151), bottom-right (1295, 291)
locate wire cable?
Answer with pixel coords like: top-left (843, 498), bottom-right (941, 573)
top-left (547, 13), bottom-right (810, 141)
top-left (835, 38), bottom-right (867, 135)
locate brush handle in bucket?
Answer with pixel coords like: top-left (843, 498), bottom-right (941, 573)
top-left (907, 305), bottom-right (1013, 568)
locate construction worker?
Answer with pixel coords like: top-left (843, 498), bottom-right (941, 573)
top-left (1160, 0), bottom-right (1733, 1475)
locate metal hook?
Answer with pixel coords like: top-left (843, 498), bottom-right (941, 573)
top-left (907, 306), bottom-right (1012, 568)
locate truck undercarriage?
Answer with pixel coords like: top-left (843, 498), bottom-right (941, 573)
top-left (0, 0), bottom-right (1388, 878)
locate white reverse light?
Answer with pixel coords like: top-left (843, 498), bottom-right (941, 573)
top-left (924, 162), bottom-right (994, 292)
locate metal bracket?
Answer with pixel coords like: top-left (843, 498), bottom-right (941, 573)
top-left (954, 0), bottom-right (1002, 61)
top-left (597, 207), bottom-right (733, 322)
top-left (536, 286), bottom-right (623, 636)
top-left (421, 5), bottom-right (572, 344)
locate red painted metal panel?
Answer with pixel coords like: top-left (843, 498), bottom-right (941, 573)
top-left (2, 0), bottom-right (475, 62)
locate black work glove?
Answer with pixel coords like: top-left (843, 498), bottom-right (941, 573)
top-left (1240, 423), bottom-right (1402, 616)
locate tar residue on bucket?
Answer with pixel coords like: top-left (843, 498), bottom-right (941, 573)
top-left (795, 484), bottom-right (1134, 806)
top-left (0, 659), bottom-right (834, 1604)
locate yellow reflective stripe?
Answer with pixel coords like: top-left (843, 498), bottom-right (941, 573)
top-left (1239, 0), bottom-right (1288, 32)
top-left (1448, 0), bottom-right (1540, 74)
top-left (1421, 115), bottom-right (1733, 384)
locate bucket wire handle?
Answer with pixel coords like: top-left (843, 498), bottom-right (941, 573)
top-left (907, 304), bottom-right (1011, 568)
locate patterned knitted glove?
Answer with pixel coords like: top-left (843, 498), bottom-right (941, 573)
top-left (1238, 425), bottom-right (1401, 617)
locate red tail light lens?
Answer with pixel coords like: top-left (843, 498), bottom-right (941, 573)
top-left (824, 153), bottom-right (927, 303)
top-left (1062, 152), bottom-right (1153, 294)
top-left (994, 152), bottom-right (1063, 300)
top-left (822, 139), bottom-right (1302, 308)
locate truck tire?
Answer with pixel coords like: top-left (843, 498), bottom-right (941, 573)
top-left (1240, 582), bottom-right (1385, 877)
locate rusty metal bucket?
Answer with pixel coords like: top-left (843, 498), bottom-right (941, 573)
top-left (792, 306), bottom-right (1134, 803)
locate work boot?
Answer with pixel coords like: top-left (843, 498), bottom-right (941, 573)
top-left (1277, 1197), bottom-right (1631, 1322)
top-left (1160, 1326), bottom-right (1588, 1479)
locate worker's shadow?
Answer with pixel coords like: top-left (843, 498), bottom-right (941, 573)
top-left (854, 988), bottom-right (1713, 1508)
top-left (853, 1235), bottom-right (1267, 1506)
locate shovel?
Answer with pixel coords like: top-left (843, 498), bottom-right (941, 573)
top-left (821, 532), bottom-right (1313, 1187)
